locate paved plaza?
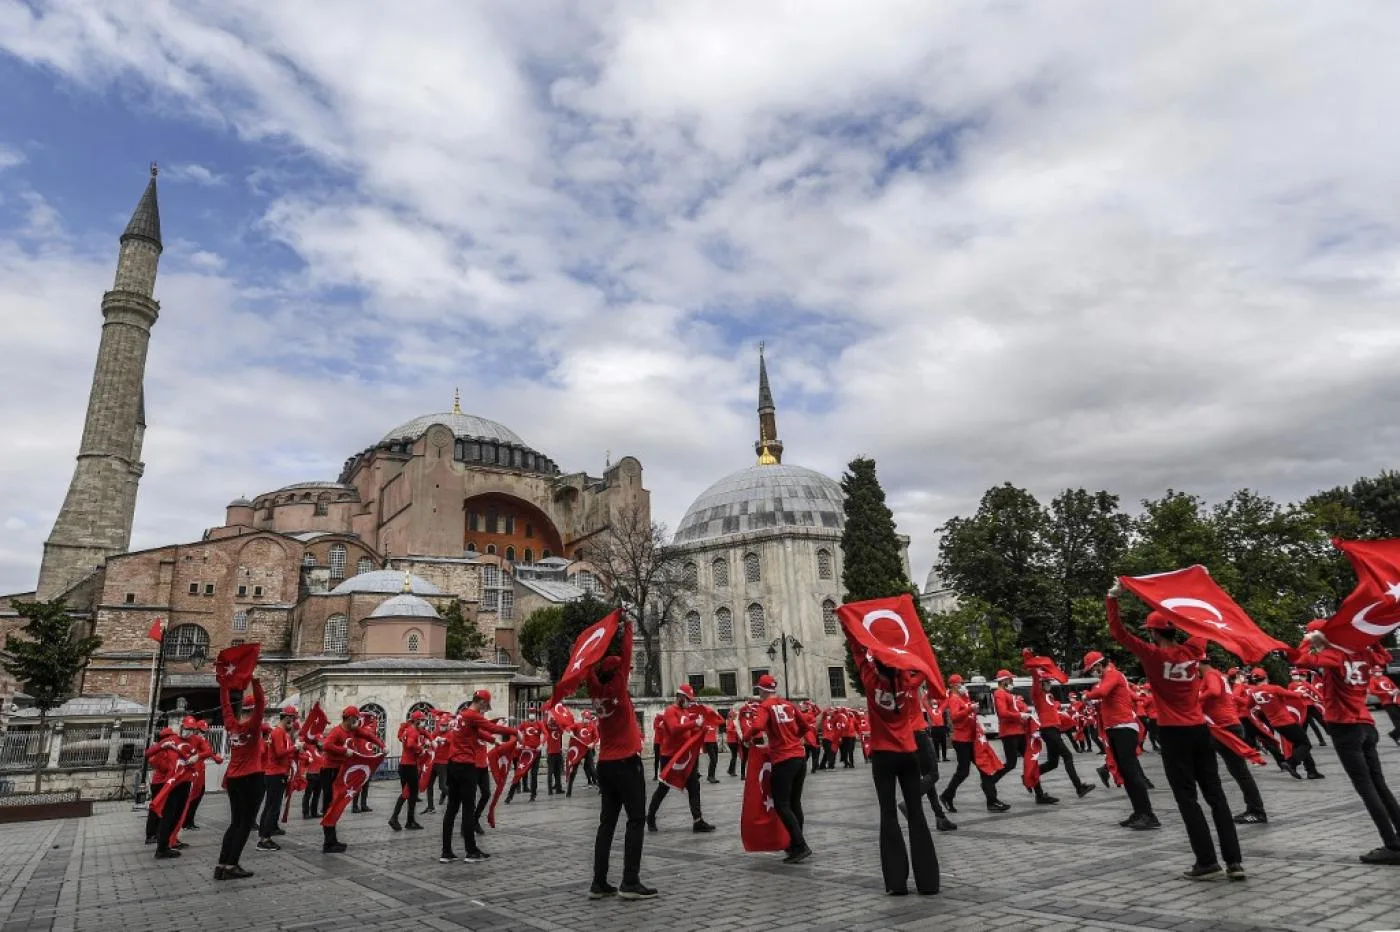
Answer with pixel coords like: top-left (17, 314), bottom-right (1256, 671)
top-left (2, 747), bottom-right (1400, 932)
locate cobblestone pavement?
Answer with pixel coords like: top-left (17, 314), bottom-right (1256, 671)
top-left (3, 744), bottom-right (1400, 932)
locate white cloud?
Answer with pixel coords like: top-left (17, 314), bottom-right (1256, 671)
top-left (0, 143), bottom-right (24, 171)
top-left (162, 162), bottom-right (225, 186)
top-left (3, 2), bottom-right (1400, 592)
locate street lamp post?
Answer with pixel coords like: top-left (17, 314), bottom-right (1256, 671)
top-left (766, 633), bottom-right (804, 699)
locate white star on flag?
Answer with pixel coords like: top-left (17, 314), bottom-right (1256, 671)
top-left (1386, 581), bottom-right (1400, 602)
top-left (763, 796), bottom-right (775, 812)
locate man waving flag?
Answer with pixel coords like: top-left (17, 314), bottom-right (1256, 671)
top-left (1119, 566), bottom-right (1287, 663)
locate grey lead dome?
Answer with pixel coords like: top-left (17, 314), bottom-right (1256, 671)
top-left (381, 411), bottom-right (528, 448)
top-left (368, 593), bottom-right (440, 619)
top-left (674, 463), bottom-right (845, 545)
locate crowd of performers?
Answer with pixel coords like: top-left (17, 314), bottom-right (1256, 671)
top-left (140, 568), bottom-right (1400, 895)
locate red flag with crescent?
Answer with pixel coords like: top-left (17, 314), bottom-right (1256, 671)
top-left (1247, 708), bottom-right (1292, 759)
top-left (1119, 567), bottom-right (1288, 663)
top-left (1321, 539), bottom-right (1400, 652)
top-left (213, 642), bottom-right (261, 690)
top-left (1021, 648), bottom-right (1069, 684)
top-left (302, 703), bottom-right (328, 742)
top-left (1205, 716), bottom-right (1264, 765)
top-left (512, 744), bottom-right (540, 785)
top-left (547, 610), bottom-right (622, 708)
top-left (740, 744), bottom-right (790, 852)
top-left (320, 736), bottom-right (384, 827)
top-left (971, 718), bottom-right (1002, 777)
top-left (547, 702), bottom-right (576, 730)
top-left (149, 742), bottom-right (198, 817)
top-left (837, 594), bottom-right (945, 697)
top-left (1022, 726), bottom-right (1044, 789)
top-left (486, 739), bottom-right (518, 828)
top-left (566, 722), bottom-right (598, 781)
top-left (658, 707), bottom-right (721, 790)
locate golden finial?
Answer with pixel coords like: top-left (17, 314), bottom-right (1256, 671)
top-left (757, 445), bottom-right (778, 466)
top-left (452, 387), bottom-right (462, 415)
top-left (402, 569), bottom-right (413, 593)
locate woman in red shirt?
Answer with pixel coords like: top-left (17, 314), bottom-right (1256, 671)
top-left (847, 632), bottom-right (938, 897)
top-left (216, 679), bottom-right (265, 881)
top-left (390, 711), bottom-right (428, 832)
top-left (745, 674), bottom-right (811, 863)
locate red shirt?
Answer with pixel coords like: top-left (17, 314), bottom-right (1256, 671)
top-left (450, 709), bottom-right (516, 766)
top-left (947, 693), bottom-right (977, 743)
top-left (545, 720), bottom-right (564, 755)
top-left (660, 703), bottom-right (704, 757)
top-left (1296, 647), bottom-right (1373, 725)
top-left (1247, 683), bottom-right (1308, 730)
top-left (1200, 667), bottom-right (1240, 727)
top-left (1029, 677), bottom-right (1060, 728)
top-left (263, 726), bottom-right (295, 776)
top-left (585, 628), bottom-right (642, 762)
top-left (398, 725), bottom-right (425, 766)
top-left (745, 696), bottom-right (806, 764)
top-left (725, 710), bottom-right (740, 743)
top-left (652, 713), bottom-right (666, 748)
top-left (1083, 664), bottom-right (1136, 728)
top-left (1371, 673), bottom-right (1400, 706)
top-left (144, 732), bottom-right (185, 784)
top-left (1290, 680), bottom-right (1324, 707)
top-left (994, 687), bottom-right (1028, 736)
top-left (518, 719), bottom-right (545, 750)
top-left (220, 681), bottom-right (266, 779)
top-left (853, 652), bottom-right (920, 753)
top-left (1107, 599), bottom-right (1207, 727)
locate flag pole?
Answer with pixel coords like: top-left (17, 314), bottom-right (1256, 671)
top-left (136, 620), bottom-right (166, 801)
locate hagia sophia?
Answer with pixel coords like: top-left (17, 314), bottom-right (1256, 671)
top-left (0, 168), bottom-right (936, 731)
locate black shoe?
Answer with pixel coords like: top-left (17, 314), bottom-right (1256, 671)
top-left (1360, 846), bottom-right (1400, 864)
top-left (887, 888), bottom-right (908, 896)
top-left (406, 822), bottom-right (424, 831)
top-left (1144, 778), bottom-right (1156, 790)
top-left (271, 828), bottom-right (286, 836)
top-left (184, 823), bottom-right (200, 831)
top-left (1096, 766), bottom-right (1110, 788)
top-left (707, 778), bottom-right (720, 784)
top-left (213, 866), bottom-right (228, 881)
top-left (1306, 771), bottom-right (1325, 780)
top-left (474, 822), bottom-right (485, 835)
top-left (145, 837), bottom-right (156, 845)
top-left (351, 805), bottom-right (361, 814)
top-left (986, 800), bottom-right (1010, 813)
top-left (1076, 784), bottom-right (1095, 798)
top-left (589, 881), bottom-right (618, 899)
top-left (1182, 863), bottom-right (1222, 881)
top-left (439, 853), bottom-right (458, 863)
top-left (1284, 763), bottom-right (1302, 780)
top-left (692, 819), bottom-right (716, 833)
top-left (388, 818), bottom-right (402, 831)
top-left (935, 816), bottom-right (957, 832)
top-left (1036, 793), bottom-right (1059, 805)
top-left (422, 806), bottom-right (436, 814)
top-left (646, 816), bottom-right (658, 832)
top-left (172, 842), bottom-right (189, 850)
top-left (464, 850), bottom-right (490, 862)
top-left (155, 849), bottom-right (181, 860)
top-left (1233, 810), bottom-right (1267, 825)
top-left (226, 865), bottom-right (253, 879)
top-left (361, 806), bottom-right (372, 813)
top-left (618, 881), bottom-right (658, 900)
top-left (323, 843), bottom-right (347, 854)
top-left (939, 793), bottom-right (957, 814)
top-left (1226, 863), bottom-right (1247, 881)
top-left (255, 839), bottom-right (280, 852)
top-left (783, 846), bottom-right (812, 864)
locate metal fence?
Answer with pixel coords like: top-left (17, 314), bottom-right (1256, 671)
top-left (0, 727), bottom-right (45, 774)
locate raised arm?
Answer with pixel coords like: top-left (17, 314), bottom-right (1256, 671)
top-left (1106, 595), bottom-right (1151, 658)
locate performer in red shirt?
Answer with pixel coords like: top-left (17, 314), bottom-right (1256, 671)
top-left (546, 710), bottom-right (567, 796)
top-left (1290, 668), bottom-right (1329, 748)
top-left (389, 710), bottom-right (429, 832)
top-left (320, 704), bottom-right (384, 853)
top-left (1296, 632), bottom-right (1400, 863)
top-left (181, 718), bottom-right (221, 832)
top-left (846, 631), bottom-right (938, 896)
top-left (1200, 659), bottom-right (1267, 824)
top-left (423, 712), bottom-right (451, 813)
top-left (989, 670), bottom-right (1050, 805)
top-left (505, 712), bottom-right (544, 803)
top-left (1247, 667), bottom-right (1323, 779)
top-left (215, 679), bottom-right (265, 880)
top-left (255, 705), bottom-right (298, 851)
top-left (442, 689), bottom-right (516, 863)
top-left (901, 674), bottom-right (956, 832)
top-left (652, 711), bottom-right (666, 781)
top-left (1026, 660), bottom-right (1094, 801)
top-left (585, 617), bottom-right (658, 899)
top-left (1106, 583), bottom-right (1243, 880)
top-left (144, 726), bottom-right (193, 859)
top-left (725, 707), bottom-right (744, 777)
top-left (1082, 650), bottom-right (1157, 828)
top-left (703, 709), bottom-right (721, 784)
top-left (300, 737), bottom-right (324, 819)
top-left (646, 684), bottom-right (716, 833)
top-left (1369, 663), bottom-right (1400, 745)
top-left (939, 675), bottom-right (1000, 813)
top-left (838, 704), bottom-right (859, 768)
top-left (745, 673), bottom-right (812, 863)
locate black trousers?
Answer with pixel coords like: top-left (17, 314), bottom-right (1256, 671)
top-left (870, 751), bottom-right (939, 895)
top-left (1158, 724), bottom-right (1241, 868)
top-left (145, 782), bottom-right (163, 840)
top-left (302, 772), bottom-right (323, 817)
top-left (219, 773), bottom-right (264, 865)
top-left (928, 727), bottom-right (949, 761)
top-left (1241, 719), bottom-right (1285, 765)
top-left (258, 774), bottom-right (286, 838)
top-left (912, 730), bottom-right (947, 817)
top-left (442, 762), bottom-right (480, 856)
top-left (1041, 727), bottom-right (1084, 790)
top-left (992, 734), bottom-right (1027, 786)
top-left (392, 764), bottom-right (420, 824)
top-left (426, 763), bottom-right (446, 808)
top-left (1213, 723), bottom-right (1265, 814)
top-left (648, 754), bottom-right (702, 820)
top-left (1328, 722), bottom-right (1400, 849)
top-left (583, 748), bottom-right (597, 785)
top-left (1384, 706), bottom-right (1400, 739)
top-left (943, 740), bottom-right (995, 803)
top-left (727, 740), bottom-right (743, 775)
top-left (321, 766), bottom-right (339, 816)
top-left (704, 742), bottom-right (719, 781)
top-left (548, 752), bottom-right (565, 794)
top-left (806, 744), bottom-right (820, 773)
top-left (652, 744), bottom-right (662, 779)
top-left (595, 754), bottom-right (647, 886)
top-left (820, 740), bottom-right (837, 769)
top-left (154, 782), bottom-right (190, 854)
top-left (506, 755), bottom-right (539, 801)
top-left (475, 768), bottom-right (491, 823)
top-left (1107, 727), bottom-right (1154, 818)
top-left (770, 756), bottom-right (808, 851)
top-left (1305, 706), bottom-right (1328, 745)
top-left (1276, 723), bottom-right (1320, 775)
top-left (183, 784), bottom-right (204, 827)
top-left (840, 736), bottom-right (856, 766)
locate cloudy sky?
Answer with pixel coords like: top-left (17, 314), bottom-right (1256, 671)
top-left (1, 2), bottom-right (1398, 596)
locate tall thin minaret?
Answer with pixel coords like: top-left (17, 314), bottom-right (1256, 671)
top-left (754, 342), bottom-right (783, 466)
top-left (36, 165), bottom-right (162, 600)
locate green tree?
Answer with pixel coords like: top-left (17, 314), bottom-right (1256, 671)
top-left (926, 596), bottom-right (1022, 677)
top-left (1047, 488), bottom-right (1130, 666)
top-left (443, 599), bottom-right (492, 661)
top-left (518, 606), bottom-right (565, 671)
top-left (545, 596), bottom-right (613, 682)
top-left (2, 599), bottom-right (102, 790)
top-left (840, 456), bottom-right (925, 694)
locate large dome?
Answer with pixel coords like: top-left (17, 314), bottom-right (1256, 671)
top-left (381, 411), bottom-right (528, 447)
top-left (674, 464), bottom-right (845, 545)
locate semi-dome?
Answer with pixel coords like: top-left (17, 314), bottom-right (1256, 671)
top-left (368, 593), bottom-right (440, 619)
top-left (330, 570), bottom-right (441, 595)
top-left (674, 464), bottom-right (845, 545)
top-left (381, 411), bottom-right (528, 448)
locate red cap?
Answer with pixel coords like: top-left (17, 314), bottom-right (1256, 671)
top-left (948, 674), bottom-right (964, 686)
top-left (994, 669), bottom-right (1013, 681)
top-left (1226, 667), bottom-right (1239, 676)
top-left (473, 688), bottom-right (492, 704)
top-left (410, 710), bottom-right (426, 721)
top-left (341, 705), bottom-right (360, 719)
top-left (676, 683), bottom-right (695, 700)
top-left (181, 715), bottom-right (198, 729)
top-left (756, 674), bottom-right (777, 692)
top-left (280, 706), bottom-right (298, 718)
top-left (1081, 651), bottom-right (1106, 673)
top-left (1144, 611), bottom-right (1173, 631)
top-left (158, 726), bottom-right (176, 739)
top-left (1249, 667), bottom-right (1267, 680)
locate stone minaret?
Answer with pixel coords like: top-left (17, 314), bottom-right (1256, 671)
top-left (36, 165), bottom-right (162, 600)
top-left (754, 342), bottom-right (783, 466)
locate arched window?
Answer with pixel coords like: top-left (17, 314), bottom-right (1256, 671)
top-left (712, 557), bottom-right (729, 588)
top-left (686, 611), bottom-right (702, 645)
top-left (359, 703), bottom-right (388, 745)
top-left (715, 607), bottom-right (734, 644)
top-left (486, 544), bottom-right (497, 555)
top-left (329, 544), bottom-right (347, 579)
top-left (323, 614), bottom-right (349, 655)
top-left (817, 548), bottom-right (833, 580)
top-left (406, 631), bottom-right (421, 654)
top-left (743, 552), bottom-right (761, 584)
top-left (683, 563), bottom-right (698, 589)
top-left (163, 623), bottom-right (210, 660)
top-left (466, 542), bottom-right (478, 554)
top-left (356, 557), bottom-right (374, 576)
top-left (232, 611), bottom-right (248, 633)
top-left (302, 553), bottom-right (317, 567)
top-left (505, 546), bottom-right (516, 562)
top-left (746, 603), bottom-right (766, 640)
top-left (576, 571), bottom-right (600, 595)
top-left (523, 548), bottom-right (534, 563)
top-left (822, 599), bottom-right (839, 635)
top-left (408, 701), bottom-right (435, 720)
top-left (542, 549), bottom-right (553, 560)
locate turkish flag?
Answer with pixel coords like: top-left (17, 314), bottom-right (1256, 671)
top-left (547, 610), bottom-right (622, 707)
top-left (512, 745), bottom-right (540, 785)
top-left (1022, 727), bottom-right (1044, 789)
top-left (659, 710), bottom-right (720, 790)
top-left (301, 703), bottom-right (328, 742)
top-left (740, 744), bottom-right (790, 853)
top-left (1322, 539), bottom-right (1400, 652)
top-left (214, 643), bottom-right (261, 690)
top-left (547, 702), bottom-right (576, 730)
top-left (486, 739), bottom-right (518, 828)
top-left (1119, 566), bottom-right (1288, 663)
top-left (320, 737), bottom-right (385, 827)
top-left (1248, 709), bottom-right (1293, 759)
top-left (417, 741), bottom-right (437, 796)
top-left (146, 618), bottom-right (165, 642)
top-left (971, 719), bottom-right (1003, 777)
top-left (1206, 720), bottom-right (1264, 766)
top-left (1021, 649), bottom-right (1068, 684)
top-left (837, 595), bottom-right (945, 697)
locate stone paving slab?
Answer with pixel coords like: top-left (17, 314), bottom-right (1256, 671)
top-left (2, 743), bottom-right (1400, 931)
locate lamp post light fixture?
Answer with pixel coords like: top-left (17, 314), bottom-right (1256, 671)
top-left (765, 633), bottom-right (804, 698)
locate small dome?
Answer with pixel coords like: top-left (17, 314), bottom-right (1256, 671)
top-left (228, 497), bottom-right (253, 508)
top-left (368, 594), bottom-right (440, 619)
top-left (275, 481), bottom-right (356, 494)
top-left (381, 412), bottom-right (528, 448)
top-left (674, 463), bottom-right (845, 545)
top-left (331, 570), bottom-right (441, 595)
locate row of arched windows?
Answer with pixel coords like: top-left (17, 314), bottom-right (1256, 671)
top-left (682, 598), bottom-right (840, 646)
top-left (683, 548), bottom-right (834, 591)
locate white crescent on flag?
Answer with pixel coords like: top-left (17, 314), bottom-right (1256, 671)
top-left (1160, 597), bottom-right (1230, 630)
top-left (571, 627), bottom-right (608, 672)
top-left (862, 609), bottom-right (911, 646)
top-left (1350, 599), bottom-right (1400, 639)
